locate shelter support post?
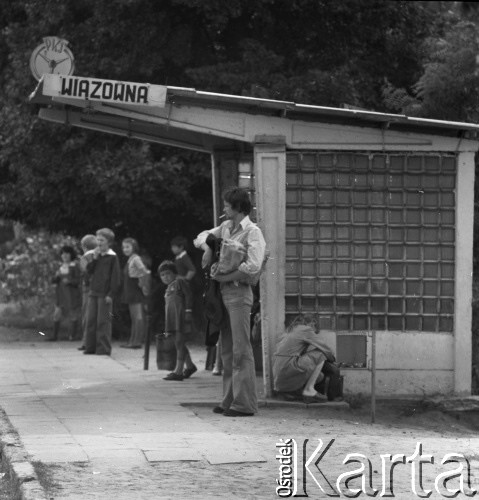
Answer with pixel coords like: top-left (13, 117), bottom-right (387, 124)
top-left (454, 151), bottom-right (476, 395)
top-left (370, 330), bottom-right (376, 423)
top-left (210, 154), bottom-right (218, 225)
top-left (211, 150), bottom-right (241, 225)
top-left (254, 140), bottom-right (286, 398)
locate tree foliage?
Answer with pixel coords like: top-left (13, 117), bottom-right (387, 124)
top-left (0, 0), bottom-right (464, 261)
top-left (383, 6), bottom-right (479, 121)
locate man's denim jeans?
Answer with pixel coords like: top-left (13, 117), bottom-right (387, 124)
top-left (220, 282), bottom-right (257, 414)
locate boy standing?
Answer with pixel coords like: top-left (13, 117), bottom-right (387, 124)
top-left (77, 234), bottom-right (98, 351)
top-left (171, 235), bottom-right (197, 326)
top-left (158, 260), bottom-right (196, 380)
top-left (170, 236), bottom-right (198, 377)
top-left (84, 228), bottom-right (121, 355)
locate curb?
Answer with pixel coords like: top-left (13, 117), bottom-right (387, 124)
top-left (424, 395), bottom-right (479, 413)
top-left (0, 409), bottom-right (48, 500)
top-left (181, 399), bottom-right (350, 409)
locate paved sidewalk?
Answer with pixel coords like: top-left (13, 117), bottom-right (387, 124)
top-left (2, 339), bottom-right (479, 500)
top-left (0, 341), bottom-right (266, 469)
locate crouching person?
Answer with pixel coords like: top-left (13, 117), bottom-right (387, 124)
top-left (273, 323), bottom-right (336, 403)
top-left (84, 228), bottom-right (121, 355)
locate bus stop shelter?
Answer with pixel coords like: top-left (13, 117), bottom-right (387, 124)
top-left (30, 73), bottom-right (479, 397)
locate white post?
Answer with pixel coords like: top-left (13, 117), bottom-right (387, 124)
top-left (210, 153), bottom-right (218, 224)
top-left (454, 151), bottom-right (476, 395)
top-left (254, 140), bottom-right (286, 398)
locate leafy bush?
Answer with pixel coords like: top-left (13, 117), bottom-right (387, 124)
top-left (0, 229), bottom-right (79, 313)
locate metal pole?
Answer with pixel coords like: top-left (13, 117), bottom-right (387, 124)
top-left (211, 153), bottom-right (218, 225)
top-left (371, 330), bottom-right (376, 424)
top-left (143, 309), bottom-right (150, 370)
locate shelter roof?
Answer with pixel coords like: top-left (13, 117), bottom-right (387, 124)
top-left (29, 74), bottom-right (479, 152)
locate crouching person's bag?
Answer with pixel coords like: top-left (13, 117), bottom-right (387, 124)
top-left (314, 361), bottom-right (344, 401)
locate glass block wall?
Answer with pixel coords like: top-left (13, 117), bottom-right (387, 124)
top-left (285, 152), bottom-right (457, 332)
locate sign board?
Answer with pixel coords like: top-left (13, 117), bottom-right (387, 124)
top-left (42, 74), bottom-right (167, 107)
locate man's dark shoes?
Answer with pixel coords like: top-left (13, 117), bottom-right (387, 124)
top-left (212, 406), bottom-right (224, 414)
top-left (183, 365), bottom-right (198, 379)
top-left (163, 372), bottom-right (184, 381)
top-left (77, 346), bottom-right (85, 351)
top-left (83, 351), bottom-right (95, 355)
top-left (223, 409), bottom-right (254, 417)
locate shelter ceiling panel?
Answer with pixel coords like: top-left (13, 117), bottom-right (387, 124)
top-left (292, 122), bottom-right (433, 146)
top-left (38, 108), bottom-right (235, 152)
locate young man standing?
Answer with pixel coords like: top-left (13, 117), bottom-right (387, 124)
top-left (194, 187), bottom-right (266, 417)
top-left (84, 228), bottom-right (121, 355)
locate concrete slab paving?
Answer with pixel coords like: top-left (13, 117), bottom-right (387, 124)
top-left (28, 446), bottom-right (89, 463)
top-left (203, 449), bottom-right (266, 465)
top-left (143, 448), bottom-right (202, 462)
top-left (83, 447), bottom-right (146, 461)
top-left (22, 434), bottom-right (79, 446)
top-left (0, 341), bottom-right (268, 472)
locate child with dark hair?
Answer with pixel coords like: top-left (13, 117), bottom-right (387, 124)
top-left (49, 245), bottom-right (82, 341)
top-left (171, 234), bottom-right (199, 336)
top-left (170, 236), bottom-right (196, 283)
top-left (84, 228), bottom-right (121, 355)
top-left (120, 237), bottom-right (150, 349)
top-left (158, 260), bottom-right (197, 380)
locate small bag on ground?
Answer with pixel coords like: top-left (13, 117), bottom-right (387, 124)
top-left (314, 361), bottom-right (344, 401)
top-left (156, 333), bottom-right (177, 371)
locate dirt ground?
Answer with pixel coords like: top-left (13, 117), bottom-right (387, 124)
top-left (0, 461), bottom-right (17, 500)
